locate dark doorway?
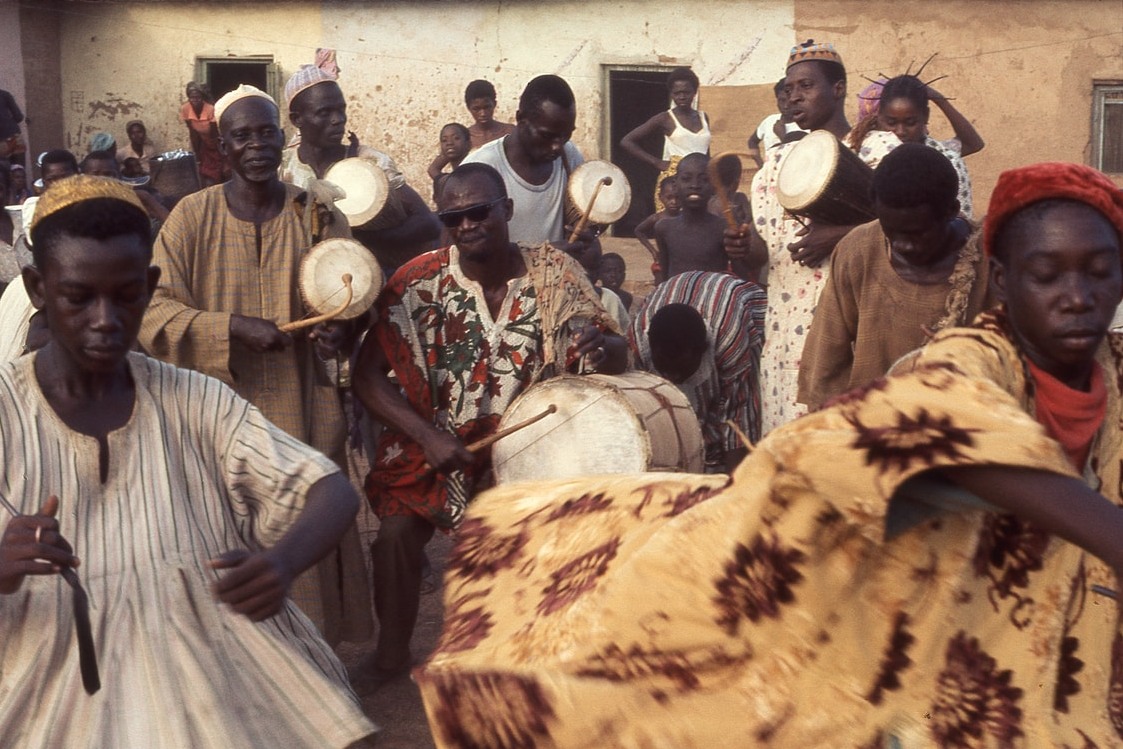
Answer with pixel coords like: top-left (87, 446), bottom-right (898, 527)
top-left (205, 62), bottom-right (269, 101)
top-left (607, 68), bottom-right (674, 237)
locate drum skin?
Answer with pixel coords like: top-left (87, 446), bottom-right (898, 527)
top-left (298, 238), bottom-right (384, 320)
top-left (568, 160), bottom-right (631, 225)
top-left (492, 371), bottom-right (704, 484)
top-left (776, 130), bottom-right (876, 226)
top-left (323, 157), bottom-right (409, 230)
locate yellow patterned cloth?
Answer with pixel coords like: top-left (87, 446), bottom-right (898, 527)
top-left (417, 310), bottom-right (1123, 748)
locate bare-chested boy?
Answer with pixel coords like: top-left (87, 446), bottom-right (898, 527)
top-left (654, 153), bottom-right (729, 280)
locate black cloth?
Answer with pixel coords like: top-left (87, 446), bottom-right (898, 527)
top-left (0, 90), bottom-right (24, 140)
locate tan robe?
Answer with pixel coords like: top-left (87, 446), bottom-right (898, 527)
top-left (140, 184), bottom-right (372, 645)
top-left (798, 220), bottom-right (990, 410)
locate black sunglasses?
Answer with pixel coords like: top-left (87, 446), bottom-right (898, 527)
top-left (437, 197), bottom-right (505, 229)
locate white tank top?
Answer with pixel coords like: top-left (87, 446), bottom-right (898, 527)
top-left (663, 109), bottom-right (711, 159)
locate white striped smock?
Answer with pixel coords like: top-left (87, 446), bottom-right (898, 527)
top-left (0, 352), bottom-right (375, 748)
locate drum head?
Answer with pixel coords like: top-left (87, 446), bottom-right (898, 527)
top-left (776, 130), bottom-right (840, 212)
top-left (298, 238), bottom-right (383, 320)
top-left (324, 157), bottom-right (390, 227)
top-left (568, 160), bottom-right (631, 225)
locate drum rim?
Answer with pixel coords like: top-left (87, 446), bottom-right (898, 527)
top-left (567, 160), bottom-right (631, 225)
top-left (776, 129), bottom-right (843, 212)
top-left (324, 157), bottom-right (391, 227)
top-left (298, 237), bottom-right (384, 320)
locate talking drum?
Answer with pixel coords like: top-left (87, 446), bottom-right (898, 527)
top-left (323, 157), bottom-right (407, 231)
top-left (280, 237), bottom-right (384, 332)
top-left (566, 160), bottom-right (631, 241)
top-left (492, 371), bottom-right (704, 484)
top-left (776, 129), bottom-right (876, 225)
top-left (149, 150), bottom-right (201, 205)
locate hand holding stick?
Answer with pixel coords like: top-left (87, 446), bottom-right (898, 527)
top-left (422, 405), bottom-right (557, 471)
top-left (567, 177), bottom-right (612, 243)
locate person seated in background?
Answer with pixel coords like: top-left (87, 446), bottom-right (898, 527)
top-left (634, 175), bottom-right (680, 284)
top-left (464, 79), bottom-right (514, 150)
top-left (80, 150), bottom-right (170, 225)
top-left (282, 64), bottom-right (441, 275)
top-left (115, 119), bottom-right (158, 175)
top-left (798, 142), bottom-right (990, 410)
top-left (598, 252), bottom-right (633, 311)
top-left (0, 175), bottom-right (376, 748)
top-left (415, 161), bottom-right (1123, 749)
top-left (427, 122), bottom-right (472, 199)
top-left (8, 163), bottom-right (29, 204)
top-left (629, 270), bottom-right (766, 470)
top-left (654, 153), bottom-right (731, 279)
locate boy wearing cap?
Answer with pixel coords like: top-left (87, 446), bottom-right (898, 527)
top-left (139, 86), bottom-right (372, 647)
top-left (0, 174), bottom-right (377, 747)
top-left (416, 162), bottom-right (1123, 747)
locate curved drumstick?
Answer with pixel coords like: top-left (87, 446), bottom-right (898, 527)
top-left (279, 273), bottom-right (354, 332)
top-left (707, 151), bottom-right (754, 231)
top-left (567, 177), bottom-right (612, 243)
top-left (423, 405), bottom-right (558, 471)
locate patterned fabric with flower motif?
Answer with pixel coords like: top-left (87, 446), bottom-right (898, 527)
top-left (365, 243), bottom-right (615, 528)
top-left (417, 311), bottom-right (1123, 748)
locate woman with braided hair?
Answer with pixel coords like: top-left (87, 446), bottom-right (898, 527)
top-left (849, 74), bottom-right (980, 218)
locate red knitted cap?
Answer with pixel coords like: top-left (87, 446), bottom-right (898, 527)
top-left (984, 162), bottom-right (1123, 256)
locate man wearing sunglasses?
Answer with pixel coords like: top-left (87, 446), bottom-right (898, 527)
top-left (351, 162), bottom-right (627, 692)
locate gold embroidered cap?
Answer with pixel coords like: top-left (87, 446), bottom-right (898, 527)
top-left (787, 39), bottom-right (843, 70)
top-left (29, 175), bottom-right (145, 234)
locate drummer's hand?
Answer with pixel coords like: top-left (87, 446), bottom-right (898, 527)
top-left (0, 495), bottom-right (78, 595)
top-left (723, 224), bottom-right (753, 260)
top-left (787, 223), bottom-right (853, 268)
top-left (558, 226), bottom-right (601, 275)
top-left (572, 324), bottom-right (609, 371)
top-left (230, 315), bottom-right (292, 353)
top-left (420, 430), bottom-right (474, 475)
top-left (209, 548), bottom-right (291, 622)
top-left (310, 321), bottom-right (349, 359)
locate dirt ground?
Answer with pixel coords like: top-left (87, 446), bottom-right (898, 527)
top-left (337, 237), bottom-right (652, 748)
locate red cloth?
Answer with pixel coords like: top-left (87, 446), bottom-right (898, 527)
top-left (1027, 358), bottom-right (1106, 470)
top-left (984, 162), bottom-right (1123, 256)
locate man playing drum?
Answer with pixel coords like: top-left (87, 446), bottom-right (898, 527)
top-left (725, 40), bottom-right (897, 434)
top-left (798, 143), bottom-right (991, 410)
top-left (281, 65), bottom-right (441, 274)
top-left (461, 75), bottom-right (601, 272)
top-left (629, 271), bottom-right (766, 471)
top-left (139, 86), bottom-right (373, 649)
top-left (351, 162), bottom-right (627, 691)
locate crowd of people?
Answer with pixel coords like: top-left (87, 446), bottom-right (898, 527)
top-left (0, 31), bottom-right (1122, 749)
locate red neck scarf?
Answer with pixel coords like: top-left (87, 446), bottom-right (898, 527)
top-left (1027, 359), bottom-right (1106, 470)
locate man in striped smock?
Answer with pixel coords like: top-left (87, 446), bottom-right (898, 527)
top-left (629, 271), bottom-right (767, 471)
top-left (0, 175), bottom-right (376, 748)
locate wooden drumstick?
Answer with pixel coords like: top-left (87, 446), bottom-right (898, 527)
top-left (707, 151), bottom-right (754, 231)
top-left (567, 177), bottom-right (612, 243)
top-left (279, 273), bottom-right (354, 332)
top-left (423, 405), bottom-right (558, 471)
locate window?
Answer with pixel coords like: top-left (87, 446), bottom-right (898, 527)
top-left (1092, 82), bottom-right (1123, 173)
top-left (195, 56), bottom-right (281, 103)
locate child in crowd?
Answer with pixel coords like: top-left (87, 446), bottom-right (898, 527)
top-left (598, 252), bottom-right (633, 311)
top-left (427, 122), bottom-right (472, 199)
top-left (654, 153), bottom-right (728, 280)
top-left (463, 79), bottom-right (514, 150)
top-left (707, 153), bottom-right (751, 228)
top-left (8, 163), bottom-right (29, 204)
top-left (634, 176), bottom-right (680, 284)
